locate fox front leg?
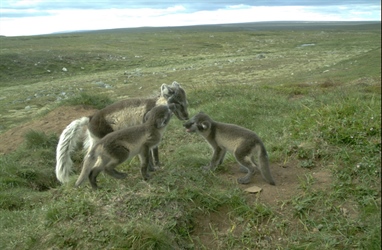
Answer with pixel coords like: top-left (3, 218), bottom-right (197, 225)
top-left (139, 146), bottom-right (151, 181)
top-left (217, 149), bottom-right (226, 166)
top-left (204, 146), bottom-right (226, 171)
top-left (148, 146), bottom-right (160, 171)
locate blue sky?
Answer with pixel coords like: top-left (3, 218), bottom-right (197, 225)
top-left (0, 0), bottom-right (380, 36)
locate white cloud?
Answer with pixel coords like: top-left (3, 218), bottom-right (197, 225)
top-left (227, 4), bottom-right (252, 10)
top-left (11, 0), bottom-right (44, 7)
top-left (0, 4), bottom-right (380, 36)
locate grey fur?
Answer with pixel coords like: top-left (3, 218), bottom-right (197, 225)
top-left (75, 105), bottom-right (174, 189)
top-left (183, 112), bottom-right (275, 185)
top-left (56, 81), bottom-right (188, 183)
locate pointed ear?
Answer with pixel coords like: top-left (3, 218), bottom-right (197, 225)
top-left (161, 83), bottom-right (175, 98)
top-left (172, 81), bottom-right (180, 88)
top-left (200, 121), bottom-right (210, 130)
top-left (160, 84), bottom-right (169, 96)
top-left (143, 110), bottom-right (152, 123)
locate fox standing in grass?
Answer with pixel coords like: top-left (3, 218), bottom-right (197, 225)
top-left (56, 81), bottom-right (189, 184)
top-left (184, 112), bottom-right (275, 185)
top-left (75, 105), bottom-right (174, 189)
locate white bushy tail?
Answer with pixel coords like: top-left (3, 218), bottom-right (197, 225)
top-left (55, 117), bottom-right (90, 183)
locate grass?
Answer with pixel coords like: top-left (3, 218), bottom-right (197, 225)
top-left (0, 21), bottom-right (381, 249)
top-left (60, 92), bottom-right (114, 109)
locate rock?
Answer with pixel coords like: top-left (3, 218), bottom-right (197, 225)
top-left (256, 53), bottom-right (266, 59)
top-left (313, 224), bottom-right (324, 232)
top-left (94, 81), bottom-right (113, 89)
top-left (244, 185), bottom-right (262, 193)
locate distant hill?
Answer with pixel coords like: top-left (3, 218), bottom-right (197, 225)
top-left (51, 21), bottom-right (381, 36)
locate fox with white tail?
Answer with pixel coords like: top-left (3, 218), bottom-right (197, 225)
top-left (56, 81), bottom-right (189, 184)
top-left (75, 105), bottom-right (174, 189)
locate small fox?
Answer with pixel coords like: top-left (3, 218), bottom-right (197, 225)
top-left (183, 112), bottom-right (275, 185)
top-left (75, 105), bottom-right (174, 189)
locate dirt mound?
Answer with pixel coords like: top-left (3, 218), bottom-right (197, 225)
top-left (0, 106), bottom-right (97, 155)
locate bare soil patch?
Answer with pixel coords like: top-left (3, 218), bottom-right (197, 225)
top-left (0, 106), bottom-right (97, 155)
top-left (217, 161), bottom-right (332, 207)
top-left (191, 161), bottom-right (333, 247)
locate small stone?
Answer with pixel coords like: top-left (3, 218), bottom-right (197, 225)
top-left (340, 207), bottom-right (349, 217)
top-left (244, 185), bottom-right (262, 193)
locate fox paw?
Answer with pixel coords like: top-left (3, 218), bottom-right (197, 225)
top-left (239, 166), bottom-right (248, 173)
top-left (149, 166), bottom-right (161, 172)
top-left (237, 176), bottom-right (251, 184)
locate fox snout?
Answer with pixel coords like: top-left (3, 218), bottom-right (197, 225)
top-left (181, 108), bottom-right (189, 120)
top-left (172, 106), bottom-right (189, 121)
top-left (183, 120), bottom-right (195, 132)
top-left (183, 121), bottom-right (191, 128)
top-left (179, 113), bottom-right (189, 121)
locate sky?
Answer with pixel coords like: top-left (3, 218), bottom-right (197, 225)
top-left (0, 0), bottom-right (380, 37)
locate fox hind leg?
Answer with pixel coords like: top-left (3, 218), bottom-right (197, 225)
top-left (234, 150), bottom-right (255, 184)
top-left (240, 155), bottom-right (261, 173)
top-left (105, 168), bottom-right (127, 179)
top-left (235, 160), bottom-right (255, 184)
top-left (104, 145), bottom-right (129, 179)
top-left (239, 165), bottom-right (249, 173)
top-left (88, 157), bottom-right (105, 190)
top-left (104, 158), bottom-right (128, 179)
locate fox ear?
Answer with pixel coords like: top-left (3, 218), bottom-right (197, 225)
top-left (200, 121), bottom-right (210, 130)
top-left (172, 81), bottom-right (180, 89)
top-left (160, 84), bottom-right (169, 96)
top-left (161, 84), bottom-right (175, 98)
top-left (143, 110), bottom-right (152, 123)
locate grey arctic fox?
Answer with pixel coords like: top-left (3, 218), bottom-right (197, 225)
top-left (56, 81), bottom-right (189, 184)
top-left (75, 105), bottom-right (174, 189)
top-left (183, 112), bottom-right (275, 185)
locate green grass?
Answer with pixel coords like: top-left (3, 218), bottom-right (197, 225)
top-left (0, 22), bottom-right (380, 249)
top-left (60, 92), bottom-right (114, 109)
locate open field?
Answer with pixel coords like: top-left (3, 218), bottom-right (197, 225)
top-left (0, 21), bottom-right (380, 249)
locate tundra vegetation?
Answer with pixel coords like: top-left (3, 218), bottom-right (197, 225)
top-left (0, 22), bottom-right (380, 249)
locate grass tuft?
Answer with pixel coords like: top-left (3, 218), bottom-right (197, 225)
top-left (61, 92), bottom-right (114, 109)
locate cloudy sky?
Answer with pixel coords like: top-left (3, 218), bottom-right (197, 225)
top-left (0, 0), bottom-right (380, 36)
